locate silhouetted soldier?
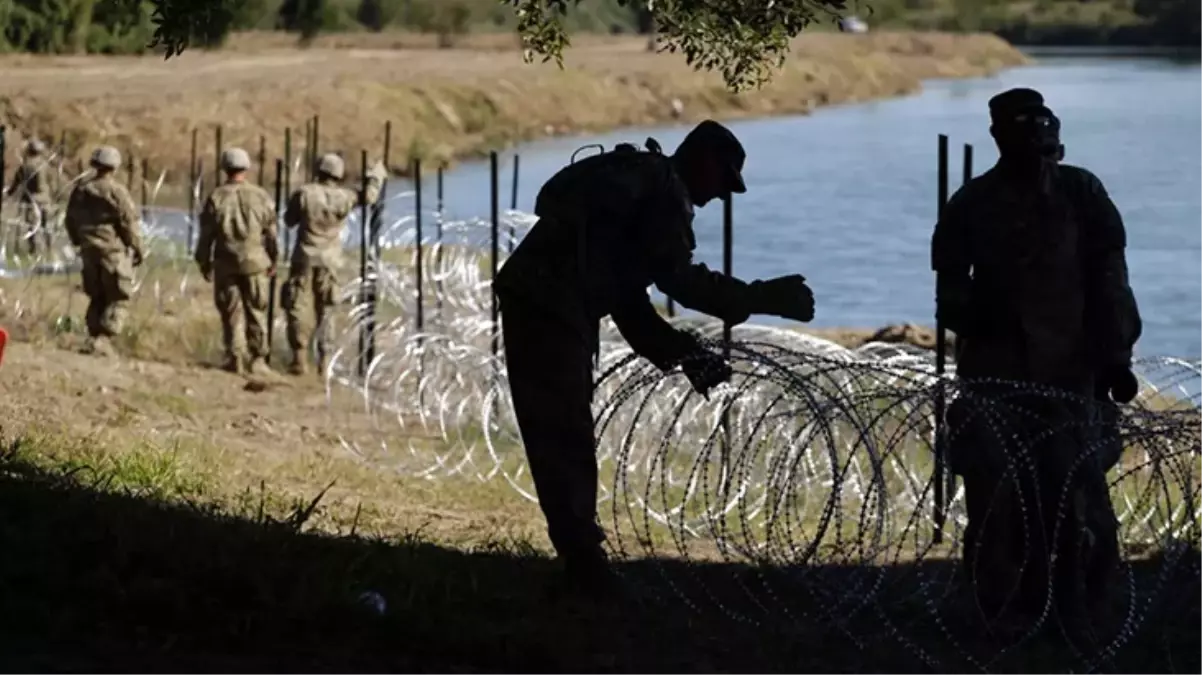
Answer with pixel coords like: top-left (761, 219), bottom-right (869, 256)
top-left (496, 120), bottom-right (816, 592)
top-left (931, 88), bottom-right (1142, 624)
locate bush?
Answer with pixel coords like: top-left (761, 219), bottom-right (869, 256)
top-left (355, 0), bottom-right (405, 32)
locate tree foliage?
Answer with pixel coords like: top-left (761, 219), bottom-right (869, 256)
top-left (508, 0), bottom-right (851, 90)
top-left (130, 0), bottom-right (850, 90)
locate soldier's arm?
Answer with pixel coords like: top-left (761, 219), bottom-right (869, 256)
top-left (930, 190), bottom-right (975, 337)
top-left (1079, 170), bottom-right (1142, 367)
top-left (260, 188), bottom-right (280, 264)
top-left (194, 194), bottom-right (218, 269)
top-left (283, 189), bottom-right (303, 229)
top-left (113, 185), bottom-right (145, 257)
top-left (643, 174), bottom-right (753, 325)
top-left (64, 186), bottom-right (83, 247)
top-left (6, 165), bottom-right (25, 197)
top-left (358, 162), bottom-right (387, 206)
top-left (610, 289), bottom-right (699, 371)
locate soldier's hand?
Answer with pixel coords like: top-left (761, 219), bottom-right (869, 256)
top-left (368, 161), bottom-right (388, 181)
top-left (131, 249), bottom-right (144, 268)
top-left (679, 349), bottom-right (732, 397)
top-left (750, 275), bottom-right (815, 323)
top-left (199, 263), bottom-right (212, 282)
top-left (1097, 365), bottom-right (1139, 404)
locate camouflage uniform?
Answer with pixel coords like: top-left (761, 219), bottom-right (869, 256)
top-left (282, 153), bottom-right (385, 375)
top-left (64, 146), bottom-right (144, 356)
top-left (932, 89), bottom-right (1141, 622)
top-left (7, 140), bottom-right (54, 256)
top-left (496, 120), bottom-right (815, 585)
top-left (194, 148), bottom-right (279, 374)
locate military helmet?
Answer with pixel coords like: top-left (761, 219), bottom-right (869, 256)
top-left (316, 153), bottom-right (345, 180)
top-left (90, 145), bottom-right (122, 170)
top-left (24, 139), bottom-right (46, 156)
top-left (221, 147), bottom-right (251, 172)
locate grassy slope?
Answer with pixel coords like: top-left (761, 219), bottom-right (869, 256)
top-left (0, 32), bottom-right (1027, 188)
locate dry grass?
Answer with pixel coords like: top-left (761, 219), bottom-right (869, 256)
top-left (0, 32), bottom-right (1028, 188)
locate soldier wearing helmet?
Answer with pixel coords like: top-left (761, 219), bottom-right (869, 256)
top-left (193, 147), bottom-right (280, 375)
top-left (281, 152), bottom-right (387, 375)
top-left (63, 145), bottom-right (144, 357)
top-left (6, 137), bottom-right (55, 256)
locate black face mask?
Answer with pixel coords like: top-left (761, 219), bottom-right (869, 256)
top-left (996, 110), bottom-right (1065, 164)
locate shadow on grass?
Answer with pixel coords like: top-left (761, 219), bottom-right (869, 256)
top-left (0, 442), bottom-right (1197, 673)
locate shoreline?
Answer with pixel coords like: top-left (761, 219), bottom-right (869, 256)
top-left (0, 32), bottom-right (1029, 187)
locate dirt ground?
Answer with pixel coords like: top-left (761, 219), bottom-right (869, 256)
top-left (0, 339), bottom-right (549, 546)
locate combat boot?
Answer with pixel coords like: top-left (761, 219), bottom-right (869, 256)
top-left (289, 354), bottom-right (308, 376)
top-left (90, 336), bottom-right (116, 358)
top-left (248, 358), bottom-right (274, 377)
top-left (221, 355), bottom-right (245, 375)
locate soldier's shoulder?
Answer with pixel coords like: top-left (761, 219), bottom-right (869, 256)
top-left (945, 169), bottom-right (1001, 212)
top-left (240, 182), bottom-right (274, 200)
top-left (1058, 163), bottom-right (1108, 191)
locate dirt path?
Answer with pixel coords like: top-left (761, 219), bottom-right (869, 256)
top-left (0, 340), bottom-right (547, 545)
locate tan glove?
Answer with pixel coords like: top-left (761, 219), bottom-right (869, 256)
top-left (367, 160), bottom-right (388, 182)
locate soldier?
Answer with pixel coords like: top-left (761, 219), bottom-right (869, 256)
top-left (931, 88), bottom-right (1142, 625)
top-left (495, 120), bottom-right (816, 592)
top-left (64, 146), bottom-right (144, 357)
top-left (194, 147), bottom-right (279, 375)
top-left (282, 152), bottom-right (386, 376)
top-left (6, 138), bottom-right (54, 256)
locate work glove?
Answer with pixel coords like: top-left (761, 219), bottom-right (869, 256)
top-left (131, 248), bottom-right (144, 268)
top-left (198, 262), bottom-right (212, 283)
top-left (748, 274), bottom-right (815, 323)
top-left (679, 348), bottom-right (733, 398)
top-left (1096, 364), bottom-right (1139, 404)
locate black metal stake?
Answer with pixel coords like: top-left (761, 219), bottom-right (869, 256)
top-left (267, 158), bottom-right (284, 365)
top-left (140, 159), bottom-right (149, 223)
top-left (357, 150), bottom-right (369, 379)
top-left (435, 164), bottom-right (445, 317)
top-left (214, 125), bottom-right (223, 187)
top-left (415, 159), bottom-right (424, 333)
top-left (0, 126), bottom-right (7, 258)
top-left (490, 152), bottom-right (500, 371)
top-left (257, 135), bottom-right (267, 186)
top-left (508, 154), bottom-right (519, 253)
top-left (933, 133), bottom-right (950, 545)
top-left (283, 128), bottom-right (293, 267)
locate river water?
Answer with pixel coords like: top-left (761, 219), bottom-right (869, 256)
top-left (434, 54), bottom-right (1202, 360)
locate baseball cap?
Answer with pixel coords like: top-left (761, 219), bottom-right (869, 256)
top-left (681, 119), bottom-right (747, 194)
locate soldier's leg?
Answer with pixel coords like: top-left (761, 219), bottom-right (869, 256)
top-left (19, 204), bottom-right (39, 256)
top-left (94, 255), bottom-right (134, 356)
top-left (501, 297), bottom-right (604, 567)
top-left (312, 267), bottom-right (338, 372)
top-left (283, 268), bottom-right (311, 374)
top-left (80, 257), bottom-right (104, 340)
top-left (241, 272), bottom-right (270, 372)
top-left (213, 272), bottom-right (246, 372)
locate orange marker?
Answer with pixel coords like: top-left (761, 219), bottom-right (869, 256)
top-left (0, 326), bottom-right (7, 367)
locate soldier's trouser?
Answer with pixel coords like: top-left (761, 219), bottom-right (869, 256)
top-left (17, 202), bottom-right (48, 255)
top-left (950, 384), bottom-right (1119, 618)
top-left (282, 266), bottom-right (337, 361)
top-left (213, 271), bottom-right (270, 365)
top-left (501, 296), bottom-right (605, 559)
top-left (79, 253), bottom-right (133, 338)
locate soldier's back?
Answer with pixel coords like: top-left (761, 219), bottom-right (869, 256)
top-left (68, 175), bottom-right (133, 255)
top-left (207, 182), bottom-right (275, 275)
top-left (16, 159), bottom-right (52, 204)
top-left (292, 182), bottom-right (357, 268)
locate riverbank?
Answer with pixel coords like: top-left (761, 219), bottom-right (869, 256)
top-left (0, 32), bottom-right (1028, 182)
